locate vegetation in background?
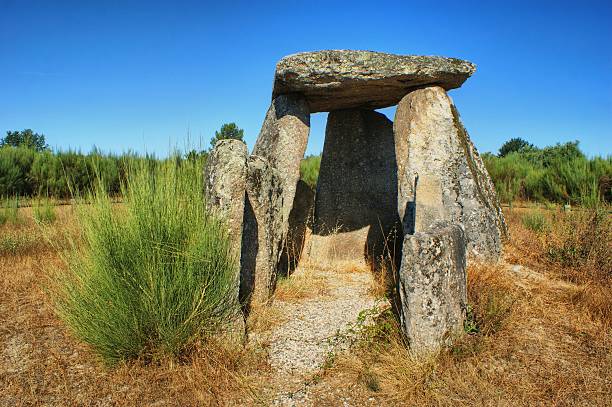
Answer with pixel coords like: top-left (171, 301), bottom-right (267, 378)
top-left (483, 140), bottom-right (611, 205)
top-left (0, 196), bottom-right (22, 225)
top-left (298, 140), bottom-right (611, 205)
top-left (1, 129), bottom-right (48, 151)
top-left (209, 122), bottom-right (244, 148)
top-left (33, 197), bottom-right (57, 224)
top-left (185, 122), bottom-right (245, 161)
top-left (52, 157), bottom-right (240, 364)
top-left (497, 137), bottom-right (533, 157)
top-left (300, 155), bottom-right (321, 189)
top-left (0, 145), bottom-right (149, 198)
top-left (3, 129), bottom-right (609, 207)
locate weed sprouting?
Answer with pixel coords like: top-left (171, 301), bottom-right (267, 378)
top-left (521, 211), bottom-right (549, 233)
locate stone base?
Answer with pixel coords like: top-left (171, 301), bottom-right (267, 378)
top-left (398, 221), bottom-right (467, 356)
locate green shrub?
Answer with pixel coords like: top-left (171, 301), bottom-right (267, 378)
top-left (0, 233), bottom-right (37, 255)
top-left (483, 142), bottom-right (611, 205)
top-left (0, 196), bottom-right (22, 225)
top-left (546, 207), bottom-right (611, 283)
top-left (33, 197), bottom-right (57, 224)
top-left (0, 146), bottom-right (36, 196)
top-left (53, 157), bottom-right (240, 364)
top-left (522, 211), bottom-right (549, 233)
top-left (300, 155), bottom-right (321, 189)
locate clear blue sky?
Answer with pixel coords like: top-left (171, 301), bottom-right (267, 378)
top-left (1, 0), bottom-right (611, 157)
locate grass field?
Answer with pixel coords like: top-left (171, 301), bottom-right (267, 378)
top-left (0, 204), bottom-right (610, 405)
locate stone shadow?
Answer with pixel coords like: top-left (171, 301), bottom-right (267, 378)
top-left (239, 193), bottom-right (257, 315)
top-left (313, 108), bottom-right (403, 273)
top-left (278, 180), bottom-right (315, 278)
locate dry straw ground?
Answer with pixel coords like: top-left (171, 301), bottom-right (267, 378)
top-left (1, 205), bottom-right (611, 406)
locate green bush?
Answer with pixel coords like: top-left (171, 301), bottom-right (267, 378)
top-left (300, 155), bottom-right (321, 189)
top-left (0, 196), bottom-right (22, 225)
top-left (0, 234), bottom-right (26, 255)
top-left (53, 157), bottom-right (240, 364)
top-left (483, 142), bottom-right (611, 205)
top-left (33, 197), bottom-right (57, 224)
top-left (0, 146), bottom-right (36, 196)
top-left (0, 146), bottom-right (145, 199)
top-left (521, 211), bottom-right (549, 233)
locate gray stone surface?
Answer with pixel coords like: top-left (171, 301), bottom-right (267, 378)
top-left (314, 108), bottom-right (402, 268)
top-left (398, 221), bottom-right (467, 356)
top-left (394, 86), bottom-right (506, 261)
top-left (273, 50), bottom-right (476, 112)
top-left (203, 139), bottom-right (248, 333)
top-left (279, 180), bottom-right (315, 277)
top-left (203, 139), bottom-right (248, 251)
top-left (240, 155), bottom-right (285, 305)
top-left (253, 94), bottom-right (310, 222)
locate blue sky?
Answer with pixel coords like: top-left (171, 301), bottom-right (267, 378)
top-left (1, 0), bottom-right (611, 157)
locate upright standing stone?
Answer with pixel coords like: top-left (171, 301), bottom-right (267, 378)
top-left (253, 93), bottom-right (310, 221)
top-left (203, 139), bottom-right (248, 251)
top-left (240, 155), bottom-right (285, 305)
top-left (394, 86), bottom-right (506, 261)
top-left (398, 221), bottom-right (467, 356)
top-left (314, 109), bottom-right (401, 267)
top-left (203, 139), bottom-right (249, 340)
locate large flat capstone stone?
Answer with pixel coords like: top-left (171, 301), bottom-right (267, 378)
top-left (273, 50), bottom-right (476, 112)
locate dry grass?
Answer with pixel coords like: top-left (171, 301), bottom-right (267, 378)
top-left (505, 206), bottom-right (612, 325)
top-left (313, 260), bottom-right (611, 405)
top-left (0, 206), bottom-right (272, 406)
top-left (274, 264), bottom-right (329, 303)
top-left (245, 301), bottom-right (287, 334)
top-left (302, 208), bottom-right (612, 405)
top-left (2, 205), bottom-right (611, 405)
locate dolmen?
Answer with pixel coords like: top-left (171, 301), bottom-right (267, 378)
top-left (203, 50), bottom-right (507, 355)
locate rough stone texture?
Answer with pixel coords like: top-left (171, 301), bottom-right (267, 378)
top-left (203, 139), bottom-right (248, 251)
top-left (398, 221), bottom-right (467, 355)
top-left (395, 86), bottom-right (507, 261)
top-left (203, 139), bottom-right (249, 340)
top-left (278, 180), bottom-right (315, 277)
top-left (240, 155), bottom-right (285, 306)
top-left (273, 50), bottom-right (476, 112)
top-left (253, 94), bottom-right (310, 222)
top-left (314, 108), bottom-right (402, 268)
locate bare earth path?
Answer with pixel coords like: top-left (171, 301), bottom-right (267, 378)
top-left (251, 263), bottom-right (386, 406)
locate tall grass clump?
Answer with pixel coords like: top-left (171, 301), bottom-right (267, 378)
top-left (546, 206), bottom-right (612, 284)
top-left (33, 196), bottom-right (57, 224)
top-left (521, 211), bottom-right (549, 233)
top-left (53, 157), bottom-right (240, 364)
top-left (0, 196), bottom-right (22, 225)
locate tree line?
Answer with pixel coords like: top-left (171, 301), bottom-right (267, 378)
top-left (0, 125), bottom-right (244, 199)
top-left (298, 138), bottom-right (611, 206)
top-left (482, 138), bottom-right (611, 205)
top-left (1, 128), bottom-right (610, 205)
